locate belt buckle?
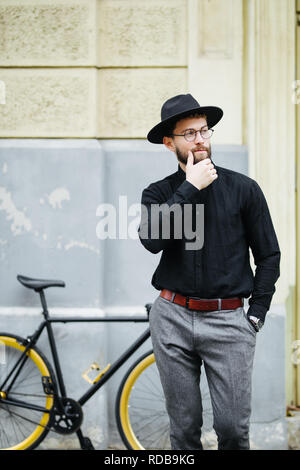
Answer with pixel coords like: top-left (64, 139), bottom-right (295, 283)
top-left (217, 298), bottom-right (221, 310)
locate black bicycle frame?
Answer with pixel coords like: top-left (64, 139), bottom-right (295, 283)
top-left (23, 290), bottom-right (151, 408)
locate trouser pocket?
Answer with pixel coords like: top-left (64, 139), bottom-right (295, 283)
top-left (242, 308), bottom-right (257, 335)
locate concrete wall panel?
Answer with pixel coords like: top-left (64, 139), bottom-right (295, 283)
top-left (97, 68), bottom-right (187, 138)
top-left (98, 0), bottom-right (187, 66)
top-left (0, 69), bottom-right (97, 137)
top-left (0, 0), bottom-right (97, 66)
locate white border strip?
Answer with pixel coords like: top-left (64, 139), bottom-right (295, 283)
top-left (0, 303), bottom-right (286, 318)
top-left (0, 305), bottom-right (148, 317)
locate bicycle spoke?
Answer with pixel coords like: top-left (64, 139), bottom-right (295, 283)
top-left (118, 355), bottom-right (172, 449)
top-left (132, 387), bottom-right (165, 401)
top-left (131, 416), bottom-right (168, 441)
top-left (143, 424), bottom-right (170, 449)
top-left (0, 335), bottom-right (55, 449)
top-left (133, 416), bottom-right (170, 449)
top-left (1, 405), bottom-right (46, 429)
top-left (0, 406), bottom-right (36, 447)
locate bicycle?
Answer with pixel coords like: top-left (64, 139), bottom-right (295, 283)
top-left (0, 274), bottom-right (170, 451)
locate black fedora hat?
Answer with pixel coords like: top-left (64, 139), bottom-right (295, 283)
top-left (147, 93), bottom-right (223, 144)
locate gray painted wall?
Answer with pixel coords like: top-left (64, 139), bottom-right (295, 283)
top-left (0, 139), bottom-right (286, 449)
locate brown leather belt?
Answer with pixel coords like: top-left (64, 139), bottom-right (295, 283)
top-left (160, 289), bottom-right (243, 311)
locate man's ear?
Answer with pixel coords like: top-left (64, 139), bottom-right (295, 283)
top-left (163, 136), bottom-right (176, 153)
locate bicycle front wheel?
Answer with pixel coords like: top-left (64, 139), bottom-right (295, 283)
top-left (116, 351), bottom-right (170, 450)
top-left (0, 333), bottom-right (55, 450)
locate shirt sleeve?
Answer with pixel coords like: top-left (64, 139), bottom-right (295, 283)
top-left (138, 180), bottom-right (203, 254)
top-left (242, 180), bottom-right (281, 323)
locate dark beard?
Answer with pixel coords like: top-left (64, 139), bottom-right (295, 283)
top-left (175, 145), bottom-right (212, 164)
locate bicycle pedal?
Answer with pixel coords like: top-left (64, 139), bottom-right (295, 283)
top-left (42, 376), bottom-right (54, 395)
top-left (82, 362), bottom-right (111, 384)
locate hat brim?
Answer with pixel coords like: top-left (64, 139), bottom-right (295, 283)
top-left (147, 106), bottom-right (223, 144)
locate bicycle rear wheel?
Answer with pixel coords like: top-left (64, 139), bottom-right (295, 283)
top-left (0, 333), bottom-right (55, 450)
top-left (116, 351), bottom-right (170, 450)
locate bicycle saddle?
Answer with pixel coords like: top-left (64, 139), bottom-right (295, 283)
top-left (17, 274), bottom-right (65, 291)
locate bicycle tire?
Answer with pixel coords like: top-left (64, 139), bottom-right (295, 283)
top-left (115, 350), bottom-right (171, 450)
top-left (0, 332), bottom-right (56, 450)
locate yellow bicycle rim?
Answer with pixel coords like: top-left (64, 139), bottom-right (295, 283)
top-left (119, 353), bottom-right (155, 450)
top-left (0, 335), bottom-right (54, 450)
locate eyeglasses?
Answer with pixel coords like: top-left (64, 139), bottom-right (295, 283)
top-left (172, 128), bottom-right (214, 142)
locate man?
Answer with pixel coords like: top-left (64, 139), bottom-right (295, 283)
top-left (138, 93), bottom-right (280, 450)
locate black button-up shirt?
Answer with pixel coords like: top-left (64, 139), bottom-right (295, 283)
top-left (138, 162), bottom-right (280, 323)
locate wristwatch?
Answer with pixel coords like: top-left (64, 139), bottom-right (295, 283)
top-left (248, 315), bottom-right (264, 332)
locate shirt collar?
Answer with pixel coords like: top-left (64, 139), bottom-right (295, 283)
top-left (177, 164), bottom-right (186, 182)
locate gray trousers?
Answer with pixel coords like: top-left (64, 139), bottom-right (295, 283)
top-left (149, 294), bottom-right (257, 450)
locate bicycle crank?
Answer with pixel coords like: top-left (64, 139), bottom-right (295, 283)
top-left (52, 397), bottom-right (83, 435)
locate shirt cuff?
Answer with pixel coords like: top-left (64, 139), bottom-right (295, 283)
top-left (177, 180), bottom-right (208, 204)
top-left (246, 304), bottom-right (267, 323)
